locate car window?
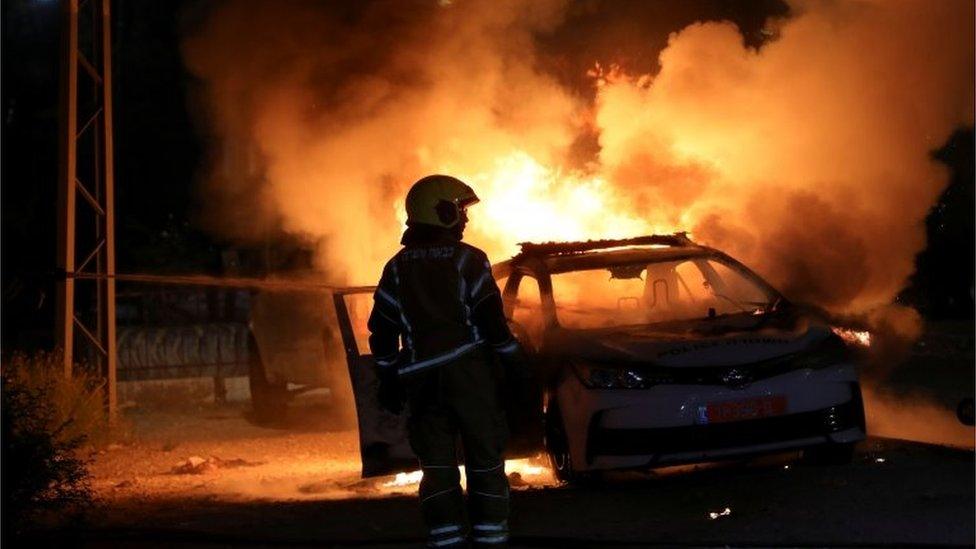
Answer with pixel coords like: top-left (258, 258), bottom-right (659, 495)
top-left (708, 260), bottom-right (770, 305)
top-left (338, 292), bottom-right (374, 356)
top-left (673, 261), bottom-right (711, 302)
top-left (511, 276), bottom-right (544, 349)
top-left (495, 276), bottom-right (510, 300)
top-left (550, 258), bottom-right (775, 329)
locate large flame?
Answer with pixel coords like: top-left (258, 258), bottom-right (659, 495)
top-left (446, 151), bottom-right (665, 259)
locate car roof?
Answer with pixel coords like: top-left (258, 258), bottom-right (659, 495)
top-left (538, 246), bottom-right (716, 274)
top-left (495, 233), bottom-right (720, 275)
top-left (491, 233), bottom-right (784, 300)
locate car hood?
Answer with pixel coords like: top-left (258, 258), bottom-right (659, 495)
top-left (547, 312), bottom-right (832, 367)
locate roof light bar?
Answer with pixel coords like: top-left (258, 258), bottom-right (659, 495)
top-left (517, 232), bottom-right (696, 257)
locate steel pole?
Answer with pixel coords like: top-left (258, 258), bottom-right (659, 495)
top-left (56, 0), bottom-right (79, 378)
top-left (100, 0), bottom-right (118, 421)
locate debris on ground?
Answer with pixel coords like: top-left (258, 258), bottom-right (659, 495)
top-left (508, 471), bottom-right (527, 487)
top-left (171, 455), bottom-right (263, 475)
top-left (173, 456), bottom-right (212, 474)
top-left (298, 481), bottom-right (338, 494)
top-left (300, 477), bottom-right (388, 496)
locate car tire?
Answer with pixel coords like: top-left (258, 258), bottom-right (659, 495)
top-left (545, 402), bottom-right (590, 484)
top-left (248, 335), bottom-right (289, 426)
top-left (801, 442), bottom-right (856, 466)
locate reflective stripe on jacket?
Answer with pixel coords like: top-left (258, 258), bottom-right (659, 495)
top-left (367, 231), bottom-right (518, 376)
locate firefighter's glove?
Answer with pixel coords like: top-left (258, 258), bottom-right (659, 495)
top-left (376, 369), bottom-right (405, 415)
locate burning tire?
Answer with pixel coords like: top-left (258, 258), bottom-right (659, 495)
top-left (248, 335), bottom-right (289, 425)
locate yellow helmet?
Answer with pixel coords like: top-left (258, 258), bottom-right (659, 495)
top-left (405, 175), bottom-right (480, 228)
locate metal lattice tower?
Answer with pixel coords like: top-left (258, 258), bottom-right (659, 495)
top-left (56, 0), bottom-right (117, 420)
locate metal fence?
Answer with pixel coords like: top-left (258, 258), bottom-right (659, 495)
top-left (114, 285), bottom-right (252, 381)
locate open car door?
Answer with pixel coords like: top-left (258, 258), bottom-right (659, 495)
top-left (333, 286), bottom-right (544, 479)
top-left (333, 287), bottom-right (415, 477)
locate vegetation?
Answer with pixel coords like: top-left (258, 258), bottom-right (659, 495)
top-left (1, 350), bottom-right (107, 532)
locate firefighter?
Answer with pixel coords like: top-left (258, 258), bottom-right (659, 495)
top-left (367, 174), bottom-right (527, 548)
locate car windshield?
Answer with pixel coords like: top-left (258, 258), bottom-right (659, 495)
top-left (549, 257), bottom-right (777, 330)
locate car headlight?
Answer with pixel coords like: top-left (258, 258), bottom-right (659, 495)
top-left (574, 362), bottom-right (670, 389)
top-left (619, 369), bottom-right (644, 389)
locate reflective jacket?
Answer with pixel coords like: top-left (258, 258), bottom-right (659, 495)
top-left (367, 227), bottom-right (520, 377)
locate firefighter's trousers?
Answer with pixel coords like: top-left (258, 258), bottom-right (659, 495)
top-left (405, 348), bottom-right (510, 548)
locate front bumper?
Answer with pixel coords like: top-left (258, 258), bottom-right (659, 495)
top-left (588, 395), bottom-right (864, 465)
top-left (556, 365), bottom-right (866, 470)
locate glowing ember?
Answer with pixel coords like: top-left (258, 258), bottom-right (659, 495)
top-left (708, 507), bottom-right (732, 520)
top-left (831, 327), bottom-right (872, 347)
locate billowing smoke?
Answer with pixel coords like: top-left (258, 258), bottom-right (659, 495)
top-left (182, 0), bottom-right (973, 319)
top-left (595, 0), bottom-right (974, 313)
top-left (181, 0), bottom-right (579, 282)
top-left (862, 385), bottom-right (974, 449)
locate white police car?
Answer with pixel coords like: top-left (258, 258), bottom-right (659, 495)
top-left (492, 234), bottom-right (866, 481)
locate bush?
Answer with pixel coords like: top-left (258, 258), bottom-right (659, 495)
top-left (1, 350), bottom-right (107, 532)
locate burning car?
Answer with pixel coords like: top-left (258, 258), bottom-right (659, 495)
top-left (493, 233), bottom-right (866, 481)
top-left (335, 233), bottom-right (866, 480)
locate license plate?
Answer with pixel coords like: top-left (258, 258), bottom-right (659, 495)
top-left (699, 395), bottom-right (787, 424)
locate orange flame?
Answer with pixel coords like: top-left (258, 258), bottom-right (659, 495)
top-left (831, 327), bottom-right (872, 347)
top-left (380, 458), bottom-right (553, 490)
top-left (438, 151), bottom-right (677, 259)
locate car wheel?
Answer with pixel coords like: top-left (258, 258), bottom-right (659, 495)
top-left (801, 442), bottom-right (856, 466)
top-left (248, 335), bottom-right (289, 425)
top-left (545, 402), bottom-right (587, 484)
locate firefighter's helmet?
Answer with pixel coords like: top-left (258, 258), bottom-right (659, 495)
top-left (405, 175), bottom-right (479, 228)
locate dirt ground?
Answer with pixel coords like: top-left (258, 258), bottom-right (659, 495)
top-left (20, 321), bottom-right (976, 548)
top-left (84, 397), bottom-right (555, 505)
top-left (20, 397), bottom-right (971, 548)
